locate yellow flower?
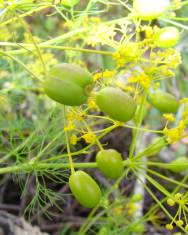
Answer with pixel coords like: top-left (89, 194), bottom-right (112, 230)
top-left (163, 114), bottom-right (175, 122)
top-left (93, 72), bottom-right (102, 81)
top-left (24, 32), bottom-right (41, 43)
top-left (89, 17), bottom-right (101, 24)
top-left (67, 111), bottom-right (74, 121)
top-left (93, 70), bottom-right (115, 82)
top-left (166, 224), bottom-right (173, 230)
top-left (128, 71), bottom-right (151, 89)
top-left (167, 50), bottom-right (182, 69)
top-left (167, 198), bottom-right (175, 207)
top-left (174, 193), bottom-right (182, 200)
top-left (82, 132), bottom-right (96, 144)
top-left (182, 107), bottom-right (188, 122)
top-left (163, 120), bottom-right (186, 143)
top-left (70, 134), bottom-right (78, 145)
top-left (28, 52), bottom-right (58, 77)
top-left (75, 111), bottom-right (85, 121)
top-left (102, 70), bottom-right (115, 78)
top-left (113, 206), bottom-right (123, 216)
top-left (157, 65), bottom-right (175, 78)
top-left (64, 121), bottom-right (75, 132)
top-left (150, 49), bottom-right (181, 70)
top-left (88, 98), bottom-right (97, 109)
top-left (62, 20), bottom-right (74, 29)
top-left (180, 98), bottom-right (188, 104)
top-left (87, 24), bottom-right (116, 47)
top-left (126, 202), bottom-right (137, 215)
top-left (116, 82), bottom-right (136, 95)
top-left (176, 220), bottom-right (184, 226)
top-left (113, 42), bottom-right (142, 67)
top-left (140, 25), bottom-right (154, 39)
top-left (166, 191), bottom-right (188, 230)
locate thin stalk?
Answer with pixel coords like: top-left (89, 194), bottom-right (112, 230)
top-left (139, 165), bottom-right (188, 189)
top-left (160, 17), bottom-right (188, 30)
top-left (0, 159), bottom-right (130, 175)
top-left (82, 119), bottom-right (104, 151)
top-left (43, 124), bottom-right (117, 163)
top-left (0, 5), bottom-right (51, 27)
top-left (0, 50), bottom-right (40, 81)
top-left (5, 44), bottom-right (113, 56)
top-left (128, 89), bottom-right (148, 158)
top-left (63, 106), bottom-right (75, 174)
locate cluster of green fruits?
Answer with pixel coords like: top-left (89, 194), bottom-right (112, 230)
top-left (43, 61), bottom-right (180, 208)
top-left (42, 0), bottom-right (182, 209)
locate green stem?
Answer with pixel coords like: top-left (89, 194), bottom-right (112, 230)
top-left (0, 159), bottom-right (130, 175)
top-left (4, 158), bottom-right (188, 175)
top-left (0, 5), bottom-right (51, 27)
top-left (128, 89), bottom-right (148, 158)
top-left (160, 17), bottom-right (188, 30)
top-left (0, 50), bottom-right (40, 81)
top-left (82, 119), bottom-right (104, 151)
top-left (63, 106), bottom-right (75, 174)
top-left (139, 165), bottom-right (188, 189)
top-left (43, 124), bottom-right (117, 163)
top-left (4, 43), bottom-right (113, 56)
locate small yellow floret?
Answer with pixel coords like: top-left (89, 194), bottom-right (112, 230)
top-left (167, 198), bottom-right (175, 207)
top-left (166, 224), bottom-right (173, 230)
top-left (176, 220), bottom-right (184, 226)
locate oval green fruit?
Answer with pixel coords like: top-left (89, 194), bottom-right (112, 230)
top-left (168, 157), bottom-right (188, 173)
top-left (96, 87), bottom-right (137, 122)
top-left (43, 63), bottom-right (93, 106)
top-left (133, 0), bottom-right (169, 20)
top-left (69, 170), bottom-right (101, 208)
top-left (148, 91), bottom-right (179, 114)
top-left (61, 0), bottom-right (79, 6)
top-left (154, 27), bottom-right (180, 48)
top-left (96, 149), bottom-right (124, 179)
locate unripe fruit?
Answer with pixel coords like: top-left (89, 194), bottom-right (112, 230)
top-left (61, 0), bottom-right (79, 6)
top-left (43, 63), bottom-right (93, 106)
top-left (96, 149), bottom-right (124, 179)
top-left (148, 91), bottom-right (179, 114)
top-left (133, 0), bottom-right (170, 20)
top-left (96, 87), bottom-right (137, 122)
top-left (167, 157), bottom-right (188, 173)
top-left (69, 170), bottom-right (101, 208)
top-left (154, 27), bottom-right (180, 48)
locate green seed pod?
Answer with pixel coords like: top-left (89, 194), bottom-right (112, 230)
top-left (96, 87), bottom-right (137, 122)
top-left (133, 0), bottom-right (169, 20)
top-left (69, 170), bottom-right (101, 208)
top-left (96, 149), bottom-right (124, 179)
top-left (43, 63), bottom-right (93, 106)
top-left (167, 157), bottom-right (188, 173)
top-left (154, 27), bottom-right (180, 48)
top-left (148, 91), bottom-right (179, 114)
